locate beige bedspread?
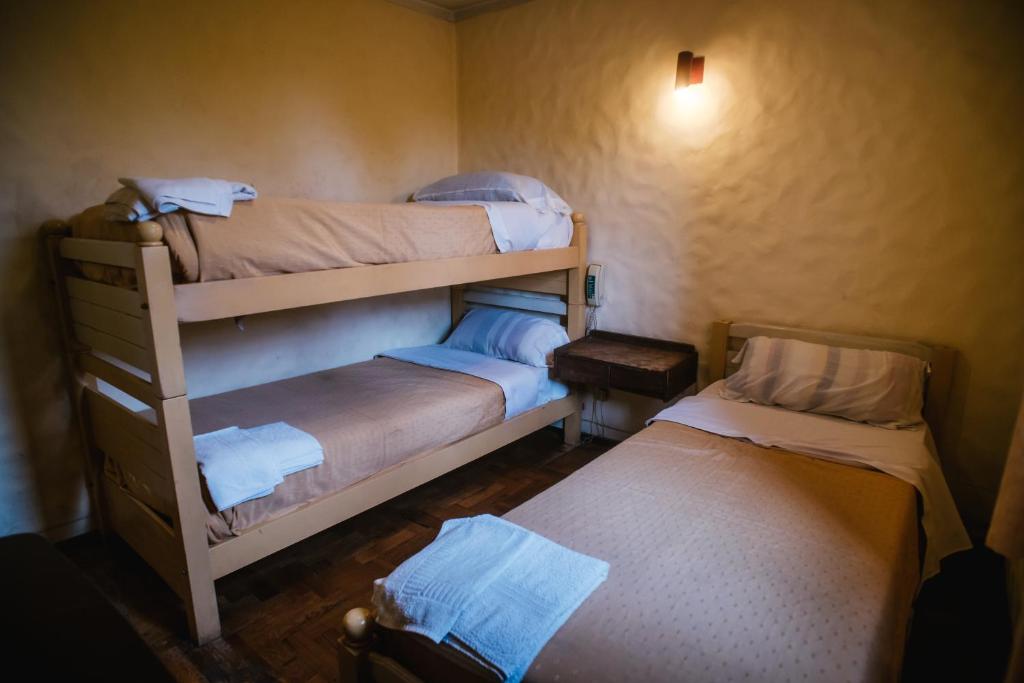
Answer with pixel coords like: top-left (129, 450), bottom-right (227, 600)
top-left (387, 421), bottom-right (920, 683)
top-left (513, 421), bottom-right (920, 682)
top-left (185, 358), bottom-right (504, 542)
top-left (69, 197), bottom-right (497, 284)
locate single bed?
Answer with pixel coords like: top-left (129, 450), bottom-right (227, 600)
top-left (340, 321), bottom-right (971, 683)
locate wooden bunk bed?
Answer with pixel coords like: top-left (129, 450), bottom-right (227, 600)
top-left (42, 211), bottom-right (589, 644)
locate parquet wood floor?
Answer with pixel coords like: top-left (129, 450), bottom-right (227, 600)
top-left (58, 427), bottom-right (1010, 682)
top-left (59, 428), bottom-right (606, 682)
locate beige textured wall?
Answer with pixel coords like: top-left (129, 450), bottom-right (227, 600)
top-left (456, 0), bottom-right (1024, 529)
top-left (0, 0), bottom-right (457, 537)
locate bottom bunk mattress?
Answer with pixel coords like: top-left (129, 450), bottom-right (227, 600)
top-left (187, 357), bottom-right (506, 543)
top-left (380, 420), bottom-right (921, 683)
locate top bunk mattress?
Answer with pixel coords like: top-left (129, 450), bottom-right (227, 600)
top-left (69, 198), bottom-right (499, 285)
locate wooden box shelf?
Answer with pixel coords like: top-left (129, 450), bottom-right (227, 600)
top-left (552, 330), bottom-right (698, 401)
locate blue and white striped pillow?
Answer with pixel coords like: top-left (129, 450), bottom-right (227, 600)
top-left (445, 308), bottom-right (569, 368)
top-left (721, 336), bottom-right (927, 428)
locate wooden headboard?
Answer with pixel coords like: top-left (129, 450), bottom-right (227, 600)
top-left (707, 320), bottom-right (957, 440)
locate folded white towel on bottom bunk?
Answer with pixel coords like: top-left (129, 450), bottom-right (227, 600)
top-left (193, 422), bottom-right (323, 511)
top-left (373, 514), bottom-right (609, 683)
top-left (245, 422), bottom-right (324, 476)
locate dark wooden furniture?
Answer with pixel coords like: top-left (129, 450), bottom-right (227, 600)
top-left (0, 533), bottom-right (174, 682)
top-left (552, 330), bottom-right (698, 401)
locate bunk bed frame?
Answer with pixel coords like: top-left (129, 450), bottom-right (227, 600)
top-left (42, 213), bottom-right (589, 644)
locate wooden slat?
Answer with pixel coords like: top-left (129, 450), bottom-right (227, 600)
top-left (708, 320), bottom-right (732, 383)
top-left (86, 390), bottom-right (174, 516)
top-left (157, 396), bottom-right (220, 644)
top-left (174, 247), bottom-right (581, 323)
top-left (210, 394), bottom-right (580, 579)
top-left (566, 216), bottom-right (587, 341)
top-left (728, 322), bottom-right (933, 361)
top-left (74, 323), bottom-right (150, 372)
top-left (104, 481), bottom-right (187, 597)
top-left (66, 276), bottom-right (143, 317)
top-left (482, 270), bottom-right (567, 295)
top-left (924, 346), bottom-right (956, 443)
top-left (135, 246), bottom-right (187, 398)
top-left (451, 284), bottom-right (466, 327)
top-left (78, 353), bottom-right (160, 408)
top-left (60, 237), bottom-right (138, 268)
top-left (463, 289), bottom-right (567, 315)
top-left (70, 298), bottom-right (147, 347)
top-left (85, 387), bottom-right (163, 451)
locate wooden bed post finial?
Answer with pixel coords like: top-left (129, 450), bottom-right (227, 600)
top-left (343, 607), bottom-right (374, 644)
top-left (339, 607), bottom-right (376, 682)
top-left (136, 220), bottom-right (164, 247)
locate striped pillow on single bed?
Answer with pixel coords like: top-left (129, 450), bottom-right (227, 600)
top-left (721, 336), bottom-right (928, 428)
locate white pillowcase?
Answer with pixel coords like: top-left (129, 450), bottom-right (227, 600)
top-left (413, 172), bottom-right (572, 216)
top-left (444, 308), bottom-right (570, 368)
top-left (720, 336), bottom-right (928, 428)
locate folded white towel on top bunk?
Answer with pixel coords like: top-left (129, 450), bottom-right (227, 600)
top-left (105, 176), bottom-right (258, 222)
top-left (193, 422), bottom-right (323, 511)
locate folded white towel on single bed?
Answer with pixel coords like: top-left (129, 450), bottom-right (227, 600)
top-left (194, 422), bottom-right (324, 511)
top-left (373, 514), bottom-right (609, 683)
top-left (105, 176), bottom-right (257, 222)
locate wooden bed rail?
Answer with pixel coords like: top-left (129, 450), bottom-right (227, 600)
top-left (45, 219), bottom-right (220, 644)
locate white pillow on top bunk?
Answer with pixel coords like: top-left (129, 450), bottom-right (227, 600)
top-left (445, 308), bottom-right (569, 368)
top-left (721, 336), bottom-right (928, 428)
top-left (413, 171), bottom-right (572, 216)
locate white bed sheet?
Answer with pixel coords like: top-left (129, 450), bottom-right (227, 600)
top-left (651, 380), bottom-right (971, 580)
top-left (380, 345), bottom-right (569, 419)
top-left (421, 200), bottom-right (573, 252)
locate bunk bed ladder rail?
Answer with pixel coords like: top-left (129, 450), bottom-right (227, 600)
top-left (44, 220), bottom-right (220, 644)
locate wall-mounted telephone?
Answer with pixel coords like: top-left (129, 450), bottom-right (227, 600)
top-left (586, 264), bottom-right (603, 306)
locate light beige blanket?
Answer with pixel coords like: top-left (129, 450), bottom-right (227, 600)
top-left (185, 358), bottom-right (505, 542)
top-left (69, 197), bottom-right (497, 284)
top-left (385, 421), bottom-right (920, 683)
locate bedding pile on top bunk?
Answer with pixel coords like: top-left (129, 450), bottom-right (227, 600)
top-left (105, 176), bottom-right (258, 222)
top-left (68, 171), bottom-right (575, 285)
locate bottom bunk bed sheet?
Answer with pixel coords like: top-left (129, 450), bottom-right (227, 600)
top-left (185, 357), bottom-right (505, 543)
top-left (384, 420), bottom-right (920, 683)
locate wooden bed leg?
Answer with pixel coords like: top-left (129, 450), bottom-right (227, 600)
top-left (340, 607), bottom-right (376, 682)
top-left (564, 408), bottom-right (582, 447)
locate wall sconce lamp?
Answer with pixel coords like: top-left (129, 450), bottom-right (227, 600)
top-left (676, 51), bottom-right (705, 89)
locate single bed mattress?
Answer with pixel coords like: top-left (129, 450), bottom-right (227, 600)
top-left (383, 419), bottom-right (921, 683)
top-left (69, 197), bottom-right (573, 286)
top-left (187, 357), bottom-right (506, 543)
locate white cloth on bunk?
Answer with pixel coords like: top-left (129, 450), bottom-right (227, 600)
top-left (378, 345), bottom-right (568, 419)
top-left (194, 427), bottom-right (283, 512)
top-left (246, 421), bottom-right (325, 476)
top-left (416, 200), bottom-right (573, 252)
top-left (105, 176), bottom-right (258, 222)
top-left (193, 422), bottom-right (324, 511)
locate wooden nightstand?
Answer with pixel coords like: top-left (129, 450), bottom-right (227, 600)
top-left (552, 330), bottom-right (698, 401)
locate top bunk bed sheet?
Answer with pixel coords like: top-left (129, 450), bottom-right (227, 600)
top-left (69, 198), bottom-right (500, 285)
